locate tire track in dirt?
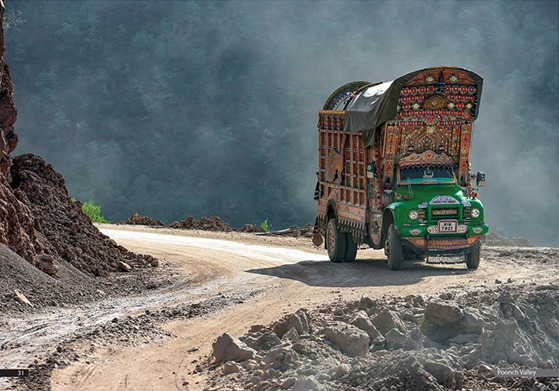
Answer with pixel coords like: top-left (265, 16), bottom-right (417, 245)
top-left (48, 228), bottom-right (556, 391)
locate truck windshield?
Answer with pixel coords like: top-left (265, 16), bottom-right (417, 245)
top-left (399, 166), bottom-right (455, 184)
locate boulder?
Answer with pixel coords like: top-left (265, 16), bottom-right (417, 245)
top-left (35, 253), bottom-right (59, 276)
top-left (273, 310), bottom-right (310, 338)
top-left (350, 310), bottom-right (384, 344)
top-left (460, 312), bottom-right (484, 334)
top-left (263, 346), bottom-right (296, 370)
top-left (413, 295), bottom-right (425, 306)
top-left (421, 303), bottom-right (484, 343)
top-left (212, 333), bottom-right (256, 362)
top-left (476, 319), bottom-right (540, 367)
top-left (423, 303), bottom-right (463, 326)
top-left (357, 294), bottom-right (376, 314)
top-left (405, 327), bottom-right (424, 350)
top-left (323, 321), bottom-right (369, 357)
top-left (371, 309), bottom-right (407, 335)
top-left (244, 330), bottom-right (281, 351)
top-left (282, 327), bottom-right (299, 342)
top-left (385, 328), bottom-right (408, 350)
top-left (223, 362), bottom-right (241, 375)
top-left (423, 360), bottom-right (463, 390)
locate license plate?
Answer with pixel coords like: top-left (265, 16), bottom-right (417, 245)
top-left (438, 220), bottom-right (458, 232)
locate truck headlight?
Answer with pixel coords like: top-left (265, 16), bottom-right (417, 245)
top-left (471, 208), bottom-right (481, 218)
top-left (408, 210), bottom-right (419, 220)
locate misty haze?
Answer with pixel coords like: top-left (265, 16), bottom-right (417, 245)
top-left (5, 0), bottom-right (558, 247)
top-left (2, 2), bottom-right (559, 390)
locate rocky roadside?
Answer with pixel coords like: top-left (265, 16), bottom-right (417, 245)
top-left (205, 283), bottom-right (559, 391)
top-left (5, 286), bottom-right (264, 391)
top-left (0, 243), bottom-right (171, 316)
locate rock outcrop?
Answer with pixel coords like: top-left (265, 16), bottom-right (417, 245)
top-left (0, 4), bottom-right (39, 266)
top-left (119, 213), bottom-right (165, 227)
top-left (170, 215), bottom-right (232, 232)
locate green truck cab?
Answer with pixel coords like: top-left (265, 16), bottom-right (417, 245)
top-left (313, 66), bottom-right (488, 269)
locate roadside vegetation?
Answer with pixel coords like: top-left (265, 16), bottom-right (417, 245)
top-left (260, 218), bottom-right (270, 233)
top-left (73, 198), bottom-right (110, 223)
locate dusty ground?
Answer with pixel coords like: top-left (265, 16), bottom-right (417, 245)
top-left (0, 224), bottom-right (557, 390)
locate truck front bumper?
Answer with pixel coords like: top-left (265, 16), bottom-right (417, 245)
top-left (401, 234), bottom-right (484, 256)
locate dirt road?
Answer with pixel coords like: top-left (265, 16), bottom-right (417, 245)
top-left (1, 226), bottom-right (555, 390)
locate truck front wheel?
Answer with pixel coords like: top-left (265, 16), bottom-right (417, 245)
top-left (344, 233), bottom-right (358, 263)
top-left (465, 242), bottom-right (481, 269)
top-left (327, 218), bottom-right (346, 263)
top-left (385, 224), bottom-right (403, 270)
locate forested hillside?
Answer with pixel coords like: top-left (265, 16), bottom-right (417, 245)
top-left (6, 1), bottom-right (321, 228)
top-left (5, 1), bottom-right (559, 246)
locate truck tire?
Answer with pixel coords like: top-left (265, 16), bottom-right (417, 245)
top-left (465, 242), bottom-right (481, 269)
top-left (327, 218), bottom-right (346, 263)
top-left (386, 224), bottom-right (403, 270)
top-left (344, 233), bottom-right (358, 263)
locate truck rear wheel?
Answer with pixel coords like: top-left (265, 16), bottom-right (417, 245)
top-left (385, 224), bottom-right (403, 270)
top-left (465, 242), bottom-right (481, 269)
top-left (344, 233), bottom-right (358, 263)
top-left (327, 218), bottom-right (346, 263)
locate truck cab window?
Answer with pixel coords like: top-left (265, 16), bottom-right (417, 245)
top-left (399, 166), bottom-right (455, 184)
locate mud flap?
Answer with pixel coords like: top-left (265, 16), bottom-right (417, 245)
top-left (312, 217), bottom-right (323, 247)
top-left (312, 232), bottom-right (324, 247)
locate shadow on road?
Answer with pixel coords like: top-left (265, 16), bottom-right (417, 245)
top-left (246, 256), bottom-right (472, 288)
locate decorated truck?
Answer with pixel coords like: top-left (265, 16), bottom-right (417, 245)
top-left (313, 66), bottom-right (488, 270)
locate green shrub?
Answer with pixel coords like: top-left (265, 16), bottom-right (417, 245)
top-left (260, 218), bottom-right (270, 233)
top-left (79, 199), bottom-right (110, 224)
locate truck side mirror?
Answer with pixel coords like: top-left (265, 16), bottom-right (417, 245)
top-left (476, 172), bottom-right (486, 187)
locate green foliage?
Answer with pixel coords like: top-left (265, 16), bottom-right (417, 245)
top-left (81, 199), bottom-right (110, 224)
top-left (260, 218), bottom-right (270, 233)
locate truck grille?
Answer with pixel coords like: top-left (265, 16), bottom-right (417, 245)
top-left (430, 207), bottom-right (459, 221)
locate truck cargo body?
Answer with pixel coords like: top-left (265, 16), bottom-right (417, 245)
top-left (314, 66), bottom-right (488, 269)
